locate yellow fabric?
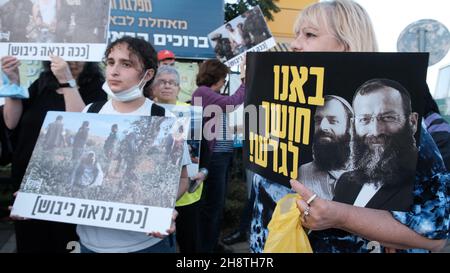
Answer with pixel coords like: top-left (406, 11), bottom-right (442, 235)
top-left (263, 194), bottom-right (313, 253)
top-left (176, 182), bottom-right (203, 207)
top-left (176, 101), bottom-right (189, 106)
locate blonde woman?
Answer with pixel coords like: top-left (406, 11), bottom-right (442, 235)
top-left (250, 0), bottom-right (448, 253)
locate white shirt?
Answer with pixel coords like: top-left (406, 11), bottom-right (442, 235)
top-left (298, 161), bottom-right (347, 200)
top-left (353, 183), bottom-right (381, 207)
top-left (77, 98), bottom-right (191, 253)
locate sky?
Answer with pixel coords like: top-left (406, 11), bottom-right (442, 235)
top-left (353, 0), bottom-right (450, 97)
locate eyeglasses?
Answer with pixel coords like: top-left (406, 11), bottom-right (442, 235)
top-left (356, 114), bottom-right (403, 126)
top-left (155, 79), bottom-right (178, 87)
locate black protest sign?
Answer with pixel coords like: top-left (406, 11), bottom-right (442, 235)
top-left (244, 52), bottom-right (428, 211)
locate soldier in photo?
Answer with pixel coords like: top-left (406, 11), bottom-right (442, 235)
top-left (211, 33), bottom-right (234, 62)
top-left (70, 151), bottom-right (103, 188)
top-left (103, 124), bottom-right (118, 177)
top-left (122, 132), bottom-right (139, 182)
top-left (43, 115), bottom-right (64, 151)
top-left (71, 120), bottom-right (89, 161)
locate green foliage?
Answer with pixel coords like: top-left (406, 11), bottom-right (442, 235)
top-left (225, 0), bottom-right (280, 22)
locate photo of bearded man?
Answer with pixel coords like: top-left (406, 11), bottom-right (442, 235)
top-left (334, 79), bottom-right (419, 211)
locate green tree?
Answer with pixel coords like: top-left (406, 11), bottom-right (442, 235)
top-left (225, 0), bottom-right (280, 22)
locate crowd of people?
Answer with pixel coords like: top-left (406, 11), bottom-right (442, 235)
top-left (0, 0), bottom-right (448, 254)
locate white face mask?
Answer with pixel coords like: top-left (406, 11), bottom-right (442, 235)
top-left (102, 71), bottom-right (148, 102)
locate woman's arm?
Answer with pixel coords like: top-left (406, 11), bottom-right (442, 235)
top-left (3, 98), bottom-right (23, 130)
top-left (1, 56), bottom-right (24, 130)
top-left (291, 180), bottom-right (447, 252)
top-left (194, 84), bottom-right (245, 111)
top-left (50, 56), bottom-right (86, 112)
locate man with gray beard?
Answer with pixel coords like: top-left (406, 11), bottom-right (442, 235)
top-left (298, 95), bottom-right (353, 200)
top-left (334, 79), bottom-right (419, 211)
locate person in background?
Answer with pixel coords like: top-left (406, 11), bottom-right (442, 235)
top-left (153, 65), bottom-right (210, 252)
top-left (423, 86), bottom-right (450, 171)
top-left (221, 169), bottom-right (255, 246)
top-left (157, 49), bottom-right (176, 66)
top-left (151, 65), bottom-right (184, 105)
top-left (145, 50), bottom-right (176, 99)
top-left (192, 59), bottom-right (245, 252)
top-left (153, 66), bottom-right (202, 252)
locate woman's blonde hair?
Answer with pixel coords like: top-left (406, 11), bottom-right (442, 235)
top-left (294, 0), bottom-right (378, 52)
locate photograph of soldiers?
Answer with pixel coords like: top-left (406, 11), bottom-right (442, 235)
top-left (208, 5), bottom-right (273, 62)
top-left (1, 0), bottom-right (109, 44)
top-left (19, 111), bottom-right (188, 209)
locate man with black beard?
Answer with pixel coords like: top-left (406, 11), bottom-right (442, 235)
top-left (298, 95), bottom-right (353, 200)
top-left (334, 79), bottom-right (419, 211)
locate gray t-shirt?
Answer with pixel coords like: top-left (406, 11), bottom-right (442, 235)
top-left (77, 99), bottom-right (191, 253)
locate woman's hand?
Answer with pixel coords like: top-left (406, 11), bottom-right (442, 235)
top-left (8, 191), bottom-right (28, 221)
top-left (191, 171), bottom-right (206, 182)
top-left (1, 56), bottom-right (21, 85)
top-left (50, 55), bottom-right (74, 84)
top-left (290, 179), bottom-right (347, 230)
top-left (147, 209), bottom-right (178, 238)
